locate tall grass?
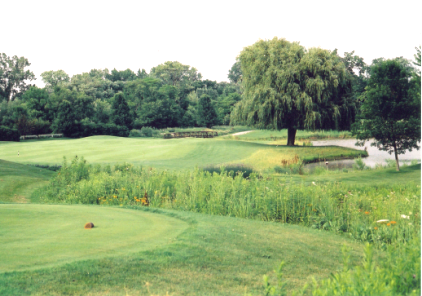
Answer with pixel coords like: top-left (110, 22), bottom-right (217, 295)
top-left (35, 156), bottom-right (420, 247)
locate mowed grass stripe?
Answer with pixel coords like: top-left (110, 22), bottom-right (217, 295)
top-left (0, 136), bottom-right (365, 170)
top-left (0, 204), bottom-right (188, 272)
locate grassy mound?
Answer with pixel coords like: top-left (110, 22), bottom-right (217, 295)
top-left (0, 204), bottom-right (188, 272)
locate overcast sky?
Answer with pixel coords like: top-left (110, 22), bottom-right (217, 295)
top-left (2, 0), bottom-right (421, 87)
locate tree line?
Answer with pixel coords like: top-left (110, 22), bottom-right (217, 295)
top-left (0, 60), bottom-right (242, 140)
top-left (1, 41), bottom-right (420, 150)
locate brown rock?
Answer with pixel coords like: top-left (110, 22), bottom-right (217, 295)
top-left (84, 222), bottom-right (94, 229)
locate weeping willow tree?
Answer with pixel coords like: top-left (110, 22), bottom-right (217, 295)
top-left (231, 38), bottom-right (355, 146)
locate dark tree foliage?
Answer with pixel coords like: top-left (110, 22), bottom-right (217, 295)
top-left (22, 86), bottom-right (50, 120)
top-left (197, 94), bottom-right (217, 128)
top-left (111, 92), bottom-right (133, 129)
top-left (0, 53), bottom-right (35, 101)
top-left (352, 59), bottom-right (421, 171)
top-left (0, 125), bottom-right (20, 141)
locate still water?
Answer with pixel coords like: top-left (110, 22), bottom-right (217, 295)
top-left (306, 139), bottom-right (421, 170)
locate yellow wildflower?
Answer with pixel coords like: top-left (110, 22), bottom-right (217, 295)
top-left (391, 221), bottom-right (396, 225)
top-left (387, 223), bottom-right (391, 226)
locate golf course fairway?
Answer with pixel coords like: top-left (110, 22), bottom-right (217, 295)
top-left (0, 204), bottom-right (188, 272)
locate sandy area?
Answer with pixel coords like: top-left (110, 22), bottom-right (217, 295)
top-left (231, 130), bottom-right (253, 136)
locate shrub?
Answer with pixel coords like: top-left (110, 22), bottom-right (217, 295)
top-left (129, 129), bottom-right (143, 137)
top-left (0, 126), bottom-right (20, 141)
top-left (353, 156), bottom-right (367, 170)
top-left (202, 164), bottom-right (257, 179)
top-left (140, 126), bottom-right (160, 137)
top-left (28, 164), bottom-right (62, 171)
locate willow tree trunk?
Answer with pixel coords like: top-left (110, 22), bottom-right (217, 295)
top-left (393, 142), bottom-right (400, 171)
top-left (287, 127), bottom-right (297, 146)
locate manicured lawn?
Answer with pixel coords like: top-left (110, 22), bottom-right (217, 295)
top-left (0, 136), bottom-right (365, 171)
top-left (0, 160), bottom-right (54, 203)
top-left (0, 204), bottom-right (363, 295)
top-left (0, 204), bottom-right (188, 272)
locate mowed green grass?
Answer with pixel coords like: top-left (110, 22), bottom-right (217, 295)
top-left (0, 136), bottom-right (365, 170)
top-left (0, 160), bottom-right (54, 203)
top-left (0, 204), bottom-right (364, 295)
top-left (0, 204), bottom-right (188, 273)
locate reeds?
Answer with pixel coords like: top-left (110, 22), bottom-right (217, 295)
top-left (35, 156), bottom-right (421, 246)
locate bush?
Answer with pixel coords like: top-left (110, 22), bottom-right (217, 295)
top-left (353, 156), bottom-right (367, 170)
top-left (202, 164), bottom-right (257, 179)
top-left (141, 126), bottom-right (160, 137)
top-left (129, 129), bottom-right (143, 137)
top-left (129, 127), bottom-right (160, 137)
top-left (0, 125), bottom-right (20, 141)
top-left (28, 164), bottom-right (62, 171)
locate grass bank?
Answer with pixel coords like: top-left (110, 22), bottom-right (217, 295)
top-left (0, 136), bottom-right (366, 171)
top-left (0, 160), bottom-right (54, 203)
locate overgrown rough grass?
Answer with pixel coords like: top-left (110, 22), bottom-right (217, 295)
top-left (0, 136), bottom-right (366, 171)
top-left (35, 157), bottom-right (420, 247)
top-left (262, 235), bottom-right (420, 296)
top-left (0, 205), bottom-right (364, 295)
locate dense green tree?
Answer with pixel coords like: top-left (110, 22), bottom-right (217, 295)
top-left (52, 100), bottom-right (79, 136)
top-left (197, 94), bottom-right (217, 128)
top-left (150, 61), bottom-right (202, 87)
top-left (231, 38), bottom-right (353, 146)
top-left (111, 92), bottom-right (133, 129)
top-left (338, 51), bottom-right (368, 102)
top-left (92, 99), bottom-right (111, 124)
top-left (21, 86), bottom-right (50, 120)
top-left (106, 68), bottom-right (137, 82)
top-left (50, 88), bottom-right (94, 137)
top-left (0, 53), bottom-right (35, 101)
top-left (217, 92), bottom-right (242, 124)
top-left (228, 58), bottom-right (242, 84)
top-left (352, 59), bottom-right (421, 171)
top-left (40, 70), bottom-right (70, 92)
top-left (136, 68), bottom-right (149, 79)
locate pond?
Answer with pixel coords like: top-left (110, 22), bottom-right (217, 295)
top-left (306, 139), bottom-right (421, 171)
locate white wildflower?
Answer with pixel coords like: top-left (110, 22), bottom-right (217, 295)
top-left (401, 215), bottom-right (410, 219)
